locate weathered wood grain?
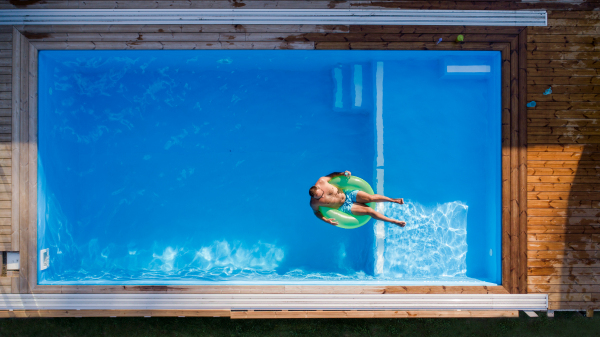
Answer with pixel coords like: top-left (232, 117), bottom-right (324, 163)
top-left (528, 234), bottom-right (599, 243)
top-left (528, 176), bottom-right (600, 184)
top-left (528, 208), bottom-right (600, 217)
top-left (528, 259), bottom-right (600, 268)
top-left (528, 160), bottom-right (600, 169)
top-left (528, 59), bottom-right (600, 69)
top-left (528, 136), bottom-right (600, 144)
top-left (528, 200), bottom-right (600, 209)
top-left (501, 43), bottom-right (512, 294)
top-left (528, 251), bottom-right (600, 260)
top-left (528, 168), bottom-right (600, 176)
top-left (27, 42), bottom-right (39, 294)
top-left (528, 216), bottom-right (600, 227)
top-left (528, 226), bottom-right (600, 235)
top-left (17, 24), bottom-right (351, 34)
top-left (230, 310), bottom-right (519, 319)
top-left (528, 267), bottom-right (600, 276)
top-left (549, 302), bottom-right (600, 310)
top-left (528, 191), bottom-right (600, 200)
top-left (11, 27), bottom-right (20, 254)
top-left (518, 28), bottom-right (528, 294)
top-left (18, 32), bottom-right (29, 294)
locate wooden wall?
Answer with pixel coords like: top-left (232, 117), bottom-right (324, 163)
top-left (0, 0), bottom-right (599, 312)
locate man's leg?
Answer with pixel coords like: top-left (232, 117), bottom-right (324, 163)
top-left (356, 191), bottom-right (404, 205)
top-left (351, 203), bottom-right (406, 227)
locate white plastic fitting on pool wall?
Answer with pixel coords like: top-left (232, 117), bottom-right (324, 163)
top-left (39, 248), bottom-right (50, 271)
top-left (0, 9), bottom-right (547, 26)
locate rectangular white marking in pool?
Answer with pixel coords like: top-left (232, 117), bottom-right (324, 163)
top-left (446, 65), bottom-right (491, 73)
top-left (376, 62), bottom-right (384, 167)
top-left (376, 168), bottom-right (384, 196)
top-left (334, 67), bottom-right (343, 109)
top-left (353, 65), bottom-right (363, 108)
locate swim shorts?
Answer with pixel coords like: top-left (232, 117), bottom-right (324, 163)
top-left (338, 190), bottom-right (359, 215)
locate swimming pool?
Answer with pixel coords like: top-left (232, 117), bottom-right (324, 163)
top-left (37, 50), bottom-right (501, 285)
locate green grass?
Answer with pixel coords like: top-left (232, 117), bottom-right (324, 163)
top-left (0, 311), bottom-right (598, 337)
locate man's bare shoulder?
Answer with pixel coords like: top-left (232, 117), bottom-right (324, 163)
top-left (315, 177), bottom-right (329, 185)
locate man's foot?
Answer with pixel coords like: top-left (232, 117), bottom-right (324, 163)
top-left (394, 220), bottom-right (406, 227)
top-left (394, 198), bottom-right (405, 205)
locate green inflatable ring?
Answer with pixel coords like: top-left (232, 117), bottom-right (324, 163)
top-left (319, 176), bottom-right (375, 229)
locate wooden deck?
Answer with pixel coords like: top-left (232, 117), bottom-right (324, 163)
top-left (0, 0), bottom-right (598, 314)
top-left (525, 10), bottom-right (600, 311)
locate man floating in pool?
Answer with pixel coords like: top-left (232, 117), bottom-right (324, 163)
top-left (309, 171), bottom-right (406, 227)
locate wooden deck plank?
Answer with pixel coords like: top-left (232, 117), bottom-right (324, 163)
top-left (528, 267), bottom-right (600, 276)
top-left (528, 259), bottom-right (600, 268)
top-left (528, 251), bottom-right (600, 259)
top-left (549, 302), bottom-right (600, 310)
top-left (528, 168), bottom-right (600, 176)
top-left (528, 200), bottom-right (600, 209)
top-left (529, 275), bottom-right (600, 285)
top-left (18, 32), bottom-right (29, 294)
top-left (18, 32), bottom-right (520, 43)
top-left (528, 161), bottom-right (600, 169)
top-left (529, 120), bottom-right (600, 128)
top-left (501, 42), bottom-right (512, 294)
top-left (9, 28), bottom-right (19, 254)
top-left (528, 144), bottom-right (600, 152)
top-left (528, 111), bottom-right (600, 120)
top-left (510, 36), bottom-right (520, 294)
top-left (528, 217), bottom-right (600, 227)
top-left (528, 136), bottom-right (600, 144)
top-left (27, 42), bottom-right (38, 294)
top-left (528, 59), bottom-right (600, 69)
top-left (230, 310), bottom-right (519, 319)
top-left (528, 209), bottom-right (600, 217)
top-left (528, 242), bottom-right (600, 252)
top-left (16, 24), bottom-right (351, 34)
top-left (528, 227), bottom-right (600, 235)
top-left (528, 176), bottom-right (600, 184)
top-left (518, 28), bottom-right (528, 294)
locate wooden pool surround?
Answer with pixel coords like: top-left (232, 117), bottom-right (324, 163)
top-left (7, 26), bottom-right (527, 293)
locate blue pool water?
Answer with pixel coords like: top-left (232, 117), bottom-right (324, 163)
top-left (38, 50), bottom-right (501, 285)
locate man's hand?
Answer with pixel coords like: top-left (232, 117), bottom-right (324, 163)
top-left (327, 218), bottom-right (338, 226)
top-left (344, 170), bottom-right (351, 178)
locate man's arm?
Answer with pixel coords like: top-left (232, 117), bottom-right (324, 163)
top-left (314, 210), bottom-right (338, 226)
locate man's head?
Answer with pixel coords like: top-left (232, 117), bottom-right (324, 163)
top-left (309, 186), bottom-right (324, 199)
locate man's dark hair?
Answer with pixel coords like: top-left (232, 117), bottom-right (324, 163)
top-left (309, 186), bottom-right (318, 197)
